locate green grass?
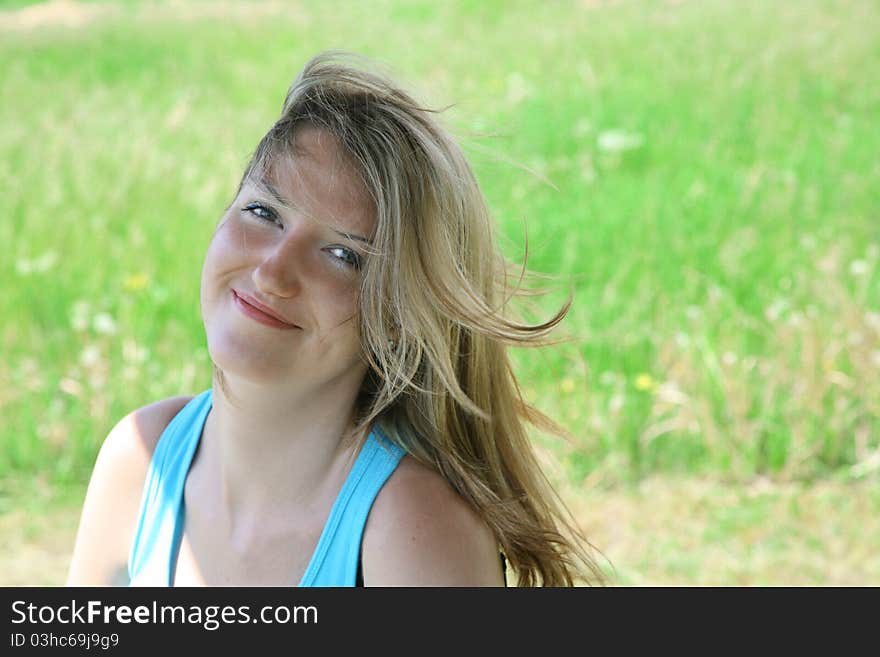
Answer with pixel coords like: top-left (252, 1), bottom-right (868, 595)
top-left (2, 0), bottom-right (878, 492)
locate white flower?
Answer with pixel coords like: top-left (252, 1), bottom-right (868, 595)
top-left (764, 299), bottom-right (789, 322)
top-left (14, 259), bottom-right (32, 275)
top-left (505, 72), bottom-right (531, 105)
top-left (80, 345), bottom-right (101, 367)
top-left (92, 313), bottom-right (117, 335)
top-left (32, 251), bottom-right (58, 272)
top-left (15, 251), bottom-right (58, 275)
top-left (849, 260), bottom-right (869, 276)
top-left (597, 129), bottom-right (644, 153)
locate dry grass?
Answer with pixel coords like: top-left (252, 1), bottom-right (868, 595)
top-left (565, 475), bottom-right (880, 586)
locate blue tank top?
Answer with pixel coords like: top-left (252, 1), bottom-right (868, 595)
top-left (127, 389), bottom-right (406, 586)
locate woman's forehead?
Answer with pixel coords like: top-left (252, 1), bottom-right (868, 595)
top-left (250, 129), bottom-right (376, 237)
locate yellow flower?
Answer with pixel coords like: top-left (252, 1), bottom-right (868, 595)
top-left (634, 373), bottom-right (655, 391)
top-left (560, 378), bottom-right (575, 394)
top-left (123, 272), bottom-right (150, 292)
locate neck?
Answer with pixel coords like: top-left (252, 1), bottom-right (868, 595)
top-left (198, 368), bottom-right (368, 526)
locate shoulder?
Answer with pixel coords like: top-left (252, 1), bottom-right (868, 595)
top-left (361, 455), bottom-right (504, 586)
top-left (107, 395), bottom-right (196, 460)
top-left (93, 395), bottom-right (197, 481)
top-left (66, 394), bottom-right (195, 585)
top-left (90, 394), bottom-right (197, 507)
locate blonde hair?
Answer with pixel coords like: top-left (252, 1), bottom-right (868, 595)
top-left (227, 51), bottom-right (606, 586)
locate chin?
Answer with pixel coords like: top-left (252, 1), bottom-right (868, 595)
top-left (205, 329), bottom-right (295, 384)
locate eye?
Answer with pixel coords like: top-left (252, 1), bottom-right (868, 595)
top-left (325, 246), bottom-right (362, 270)
top-left (242, 202), bottom-right (280, 225)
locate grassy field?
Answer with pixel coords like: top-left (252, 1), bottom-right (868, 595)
top-left (1, 0), bottom-right (878, 585)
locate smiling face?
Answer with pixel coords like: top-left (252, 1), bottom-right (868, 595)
top-left (200, 127), bottom-right (376, 389)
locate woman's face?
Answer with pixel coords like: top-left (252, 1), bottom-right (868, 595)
top-left (200, 127), bottom-right (376, 389)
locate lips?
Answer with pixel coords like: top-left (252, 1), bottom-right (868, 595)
top-left (231, 290), bottom-right (300, 329)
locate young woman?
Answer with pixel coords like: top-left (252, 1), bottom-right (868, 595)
top-left (67, 51), bottom-right (605, 587)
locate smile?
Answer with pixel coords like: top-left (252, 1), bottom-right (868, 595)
top-left (232, 290), bottom-right (300, 330)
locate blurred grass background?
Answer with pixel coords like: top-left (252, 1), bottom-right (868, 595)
top-left (1, 0), bottom-right (878, 585)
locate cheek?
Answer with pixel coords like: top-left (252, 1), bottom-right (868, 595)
top-left (311, 279), bottom-right (361, 349)
top-left (199, 239), bottom-right (223, 310)
top-left (323, 278), bottom-right (359, 324)
top-left (200, 222), bottom-right (237, 323)
top-left (202, 221), bottom-right (242, 288)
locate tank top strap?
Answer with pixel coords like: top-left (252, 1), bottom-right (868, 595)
top-left (128, 390), bottom-right (213, 586)
top-left (298, 428), bottom-right (405, 587)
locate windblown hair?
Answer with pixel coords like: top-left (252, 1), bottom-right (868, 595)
top-left (229, 51), bottom-right (606, 586)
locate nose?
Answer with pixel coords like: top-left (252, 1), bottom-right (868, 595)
top-left (252, 229), bottom-right (306, 299)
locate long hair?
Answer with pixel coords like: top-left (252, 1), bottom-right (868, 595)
top-left (229, 50), bottom-right (606, 586)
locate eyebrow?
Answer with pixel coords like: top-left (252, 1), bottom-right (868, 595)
top-left (256, 178), bottom-right (373, 246)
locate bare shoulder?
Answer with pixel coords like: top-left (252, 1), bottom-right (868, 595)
top-left (66, 395), bottom-right (195, 586)
top-left (112, 395), bottom-right (196, 458)
top-left (361, 455), bottom-right (504, 586)
top-left (92, 395), bottom-right (196, 481)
